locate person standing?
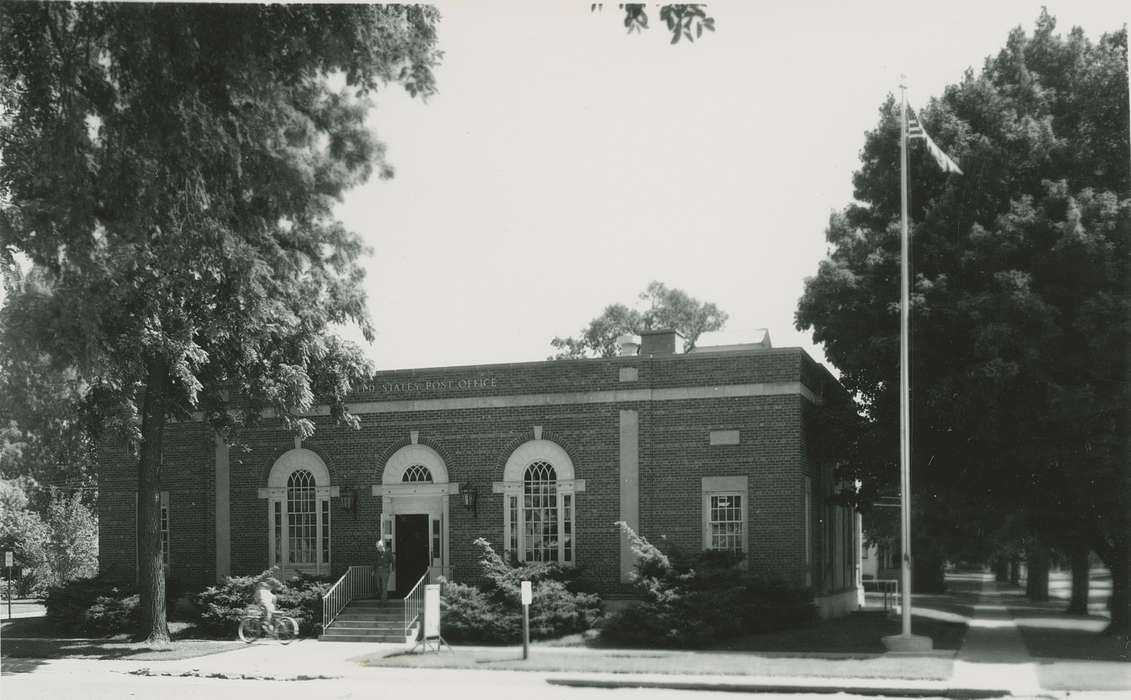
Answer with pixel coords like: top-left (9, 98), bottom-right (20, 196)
top-left (375, 539), bottom-right (394, 601)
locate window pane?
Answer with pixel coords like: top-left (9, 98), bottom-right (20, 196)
top-left (321, 500), bottom-right (330, 564)
top-left (708, 493), bottom-right (744, 554)
top-left (287, 470), bottom-right (317, 564)
top-left (523, 461), bottom-right (558, 562)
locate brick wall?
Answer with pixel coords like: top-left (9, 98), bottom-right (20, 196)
top-left (98, 346), bottom-right (847, 597)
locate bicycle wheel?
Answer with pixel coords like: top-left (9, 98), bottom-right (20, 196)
top-left (237, 617), bottom-right (263, 643)
top-left (274, 616), bottom-right (298, 644)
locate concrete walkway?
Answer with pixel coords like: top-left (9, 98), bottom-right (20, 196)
top-left (947, 573), bottom-right (1042, 696)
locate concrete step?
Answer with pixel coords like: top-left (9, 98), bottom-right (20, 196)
top-left (330, 620), bottom-right (405, 632)
top-left (333, 611), bottom-right (403, 621)
top-left (319, 632), bottom-right (406, 643)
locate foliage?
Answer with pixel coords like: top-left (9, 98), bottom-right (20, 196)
top-left (440, 538), bottom-right (602, 644)
top-left (0, 2), bottom-right (441, 642)
top-left (0, 479), bottom-right (97, 596)
top-left (44, 575), bottom-right (139, 635)
top-left (794, 11), bottom-right (1130, 631)
top-left (550, 281), bottom-right (728, 358)
top-left (599, 4), bottom-right (716, 44)
top-left (601, 523), bottom-right (817, 647)
top-left (193, 567), bottom-right (330, 637)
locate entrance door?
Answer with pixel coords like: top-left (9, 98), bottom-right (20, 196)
top-left (394, 514), bottom-right (430, 597)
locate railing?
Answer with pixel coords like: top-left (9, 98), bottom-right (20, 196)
top-left (403, 568), bottom-right (430, 638)
top-left (322, 565), bottom-right (374, 629)
top-left (863, 578), bottom-right (900, 610)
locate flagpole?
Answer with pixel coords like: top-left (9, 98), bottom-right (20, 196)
top-left (898, 81), bottom-right (913, 640)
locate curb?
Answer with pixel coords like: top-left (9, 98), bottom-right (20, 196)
top-left (546, 678), bottom-right (1015, 698)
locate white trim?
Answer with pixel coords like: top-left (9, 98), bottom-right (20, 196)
top-left (503, 439), bottom-right (575, 482)
top-left (268, 448), bottom-right (330, 488)
top-left (701, 476), bottom-right (749, 565)
top-left (379, 444), bottom-right (452, 589)
top-left (265, 449), bottom-right (333, 577)
top-left (382, 444), bottom-right (449, 485)
top-left (187, 381), bottom-right (821, 423)
top-left (500, 439), bottom-right (580, 564)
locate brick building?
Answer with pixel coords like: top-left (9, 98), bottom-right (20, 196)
top-left (98, 329), bottom-right (862, 617)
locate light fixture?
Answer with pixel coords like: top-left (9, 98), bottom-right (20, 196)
top-left (461, 481), bottom-right (478, 516)
top-left (337, 488), bottom-right (358, 518)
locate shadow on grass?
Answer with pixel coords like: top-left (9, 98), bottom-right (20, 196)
top-left (708, 613), bottom-right (965, 654)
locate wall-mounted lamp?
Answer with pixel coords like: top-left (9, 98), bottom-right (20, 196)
top-left (337, 488), bottom-right (358, 519)
top-left (461, 482), bottom-right (478, 517)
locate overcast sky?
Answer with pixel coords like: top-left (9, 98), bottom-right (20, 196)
top-left (336, 0), bottom-right (1127, 371)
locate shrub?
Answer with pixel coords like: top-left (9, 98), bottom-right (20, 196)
top-left (43, 575), bottom-right (139, 635)
top-left (600, 522), bottom-right (817, 647)
top-left (193, 567), bottom-right (331, 637)
top-left (439, 538), bottom-right (602, 644)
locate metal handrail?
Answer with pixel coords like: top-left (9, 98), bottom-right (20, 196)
top-left (322, 565), bottom-right (374, 629)
top-left (403, 568), bottom-right (430, 637)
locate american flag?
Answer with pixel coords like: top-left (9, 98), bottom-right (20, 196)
top-left (906, 105), bottom-right (962, 175)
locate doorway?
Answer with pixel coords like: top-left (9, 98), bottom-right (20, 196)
top-left (394, 514), bottom-right (430, 597)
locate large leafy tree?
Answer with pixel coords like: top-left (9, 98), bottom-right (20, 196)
top-left (796, 12), bottom-right (1129, 632)
top-left (0, 2), bottom-right (441, 642)
top-left (551, 281), bottom-right (728, 358)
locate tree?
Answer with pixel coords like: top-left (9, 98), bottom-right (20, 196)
top-left (609, 3), bottom-right (716, 44)
top-left (0, 3), bottom-right (441, 642)
top-left (550, 281), bottom-right (728, 358)
top-left (795, 12), bottom-right (1129, 632)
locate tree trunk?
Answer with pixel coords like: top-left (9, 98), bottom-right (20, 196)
top-left (1025, 544), bottom-right (1050, 601)
top-left (994, 556), bottom-right (1009, 582)
top-left (1066, 541), bottom-right (1090, 615)
top-left (1104, 531), bottom-right (1130, 637)
top-left (136, 355), bottom-right (170, 644)
top-left (1009, 557), bottom-right (1021, 586)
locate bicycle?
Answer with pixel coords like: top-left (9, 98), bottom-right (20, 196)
top-left (238, 612), bottom-right (299, 644)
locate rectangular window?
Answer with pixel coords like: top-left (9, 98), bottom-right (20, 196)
top-left (321, 499), bottom-right (330, 564)
top-left (508, 495), bottom-right (518, 556)
top-left (562, 494), bottom-right (573, 563)
top-left (708, 494), bottom-right (744, 553)
top-left (160, 492), bottom-right (170, 567)
top-left (431, 518), bottom-right (441, 561)
top-left (273, 501), bottom-right (282, 565)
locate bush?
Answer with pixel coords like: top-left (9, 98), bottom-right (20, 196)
top-left (600, 523), bottom-right (817, 647)
top-left (43, 575), bottom-right (139, 635)
top-left (193, 567), bottom-right (330, 637)
top-left (439, 538), bottom-right (602, 644)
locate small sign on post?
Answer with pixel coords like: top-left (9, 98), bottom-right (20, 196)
top-left (520, 580), bottom-right (532, 660)
top-left (411, 583), bottom-right (449, 653)
top-left (4, 551), bottom-right (12, 621)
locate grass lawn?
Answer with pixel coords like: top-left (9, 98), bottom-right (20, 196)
top-left (359, 611), bottom-right (961, 681)
top-left (1, 617), bottom-right (244, 661)
top-left (710, 611), bottom-right (965, 654)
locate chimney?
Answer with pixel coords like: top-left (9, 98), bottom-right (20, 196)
top-left (616, 334), bottom-right (640, 357)
top-left (639, 329), bottom-right (684, 356)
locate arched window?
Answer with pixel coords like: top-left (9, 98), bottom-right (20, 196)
top-left (499, 440), bottom-right (583, 564)
top-left (265, 449), bottom-right (332, 575)
top-left (287, 470), bottom-right (317, 565)
top-left (402, 464), bottom-right (433, 483)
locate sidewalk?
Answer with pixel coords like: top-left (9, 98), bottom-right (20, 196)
top-left (5, 574), bottom-right (1127, 697)
top-left (948, 574), bottom-right (1041, 696)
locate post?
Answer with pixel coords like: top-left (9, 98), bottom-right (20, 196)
top-left (898, 81), bottom-right (913, 640)
top-left (882, 82), bottom-right (930, 652)
top-left (5, 551), bottom-right (13, 621)
top-left (520, 580), bottom-right (532, 660)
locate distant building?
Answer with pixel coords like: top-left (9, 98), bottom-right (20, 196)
top-left (98, 329), bottom-right (861, 618)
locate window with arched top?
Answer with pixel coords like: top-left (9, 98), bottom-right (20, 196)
top-left (264, 449), bottom-right (332, 575)
top-left (402, 464), bottom-right (434, 483)
top-left (499, 440), bottom-right (583, 565)
top-left (287, 470), bottom-right (317, 565)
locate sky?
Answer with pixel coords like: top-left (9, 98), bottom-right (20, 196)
top-left (335, 0), bottom-right (1128, 371)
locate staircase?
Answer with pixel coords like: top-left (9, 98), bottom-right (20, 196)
top-left (319, 598), bottom-right (416, 643)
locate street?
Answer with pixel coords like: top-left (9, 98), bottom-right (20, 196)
top-left (2, 660), bottom-right (925, 700)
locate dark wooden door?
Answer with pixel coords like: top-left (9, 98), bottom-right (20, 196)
top-left (394, 514), bottom-right (430, 597)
